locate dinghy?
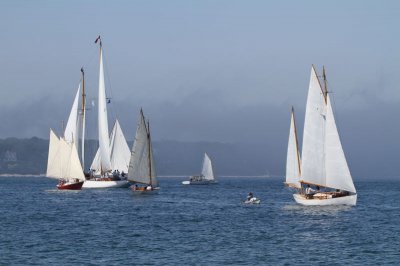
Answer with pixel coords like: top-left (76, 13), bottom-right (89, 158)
top-left (285, 65), bottom-right (357, 206)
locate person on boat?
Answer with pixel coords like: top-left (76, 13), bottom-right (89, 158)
top-left (247, 192), bottom-right (254, 201)
top-left (305, 185), bottom-right (315, 199)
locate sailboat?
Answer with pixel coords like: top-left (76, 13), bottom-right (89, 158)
top-left (128, 109), bottom-right (159, 192)
top-left (285, 65), bottom-right (357, 206)
top-left (46, 82), bottom-right (85, 190)
top-left (82, 36), bottom-right (130, 188)
top-left (182, 153), bottom-right (217, 185)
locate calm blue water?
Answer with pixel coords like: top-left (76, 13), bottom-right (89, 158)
top-left (0, 176), bottom-right (399, 265)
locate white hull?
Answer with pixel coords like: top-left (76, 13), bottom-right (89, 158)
top-left (293, 193), bottom-right (357, 206)
top-left (182, 180), bottom-right (218, 185)
top-left (82, 180), bottom-right (130, 188)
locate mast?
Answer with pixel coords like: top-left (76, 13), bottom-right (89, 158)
top-left (322, 66), bottom-right (328, 103)
top-left (147, 120), bottom-right (152, 186)
top-left (81, 67), bottom-right (86, 170)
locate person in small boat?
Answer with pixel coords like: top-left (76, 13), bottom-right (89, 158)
top-left (247, 192), bottom-right (254, 201)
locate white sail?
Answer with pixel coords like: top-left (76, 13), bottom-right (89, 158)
top-left (60, 138), bottom-right (85, 181)
top-left (285, 109), bottom-right (301, 188)
top-left (301, 65), bottom-right (327, 187)
top-left (64, 85), bottom-right (80, 143)
top-left (47, 128), bottom-right (84, 181)
top-left (110, 120), bottom-right (131, 174)
top-left (128, 110), bottom-right (157, 186)
top-left (46, 129), bottom-right (62, 179)
top-left (97, 47), bottom-right (112, 172)
top-left (324, 95), bottom-right (356, 193)
top-left (201, 153), bottom-right (215, 181)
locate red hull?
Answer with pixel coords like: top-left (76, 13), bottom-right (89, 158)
top-left (57, 181), bottom-right (84, 190)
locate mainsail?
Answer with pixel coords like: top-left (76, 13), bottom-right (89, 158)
top-left (201, 153), bottom-right (215, 181)
top-left (301, 65), bottom-right (327, 187)
top-left (285, 108), bottom-right (301, 188)
top-left (300, 65), bottom-right (356, 193)
top-left (97, 46), bottom-right (112, 173)
top-left (128, 110), bottom-right (158, 187)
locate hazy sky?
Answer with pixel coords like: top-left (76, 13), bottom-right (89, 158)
top-left (1, 0), bottom-right (399, 165)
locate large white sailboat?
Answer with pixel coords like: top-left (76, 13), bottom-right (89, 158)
top-left (285, 65), bottom-right (357, 206)
top-left (46, 81), bottom-right (85, 190)
top-left (182, 153), bottom-right (217, 185)
top-left (82, 36), bottom-right (130, 188)
top-left (128, 109), bottom-right (159, 192)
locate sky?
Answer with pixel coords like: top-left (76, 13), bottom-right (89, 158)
top-left (0, 0), bottom-right (400, 177)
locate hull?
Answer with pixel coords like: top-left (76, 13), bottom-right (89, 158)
top-left (131, 185), bottom-right (159, 193)
top-left (57, 181), bottom-right (84, 190)
top-left (182, 180), bottom-right (218, 185)
top-left (293, 193), bottom-right (357, 206)
top-left (244, 199), bottom-right (261, 204)
top-left (82, 180), bottom-right (130, 188)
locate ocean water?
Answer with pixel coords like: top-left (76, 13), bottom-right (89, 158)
top-left (0, 176), bottom-right (399, 265)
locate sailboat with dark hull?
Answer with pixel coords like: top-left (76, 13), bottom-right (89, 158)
top-left (128, 109), bottom-right (159, 192)
top-left (46, 72), bottom-right (85, 190)
top-left (285, 65), bottom-right (357, 206)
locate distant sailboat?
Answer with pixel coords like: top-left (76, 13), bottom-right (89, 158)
top-left (285, 65), bottom-right (357, 206)
top-left (128, 109), bottom-right (159, 192)
top-left (46, 82), bottom-right (85, 190)
top-left (182, 153), bottom-right (217, 185)
top-left (82, 36), bottom-right (130, 188)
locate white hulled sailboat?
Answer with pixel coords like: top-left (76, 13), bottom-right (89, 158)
top-left (285, 65), bottom-right (357, 206)
top-left (128, 109), bottom-right (159, 192)
top-left (182, 153), bottom-right (217, 185)
top-left (82, 36), bottom-right (130, 188)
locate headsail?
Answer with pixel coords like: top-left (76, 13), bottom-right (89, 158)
top-left (46, 129), bottom-right (62, 179)
top-left (64, 85), bottom-right (80, 144)
top-left (46, 129), bottom-right (84, 181)
top-left (285, 108), bottom-right (301, 188)
top-left (110, 120), bottom-right (131, 173)
top-left (201, 153), bottom-right (215, 181)
top-left (324, 95), bottom-right (356, 193)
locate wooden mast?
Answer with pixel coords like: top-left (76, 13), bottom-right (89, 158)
top-left (80, 68), bottom-right (86, 170)
top-left (147, 120), bottom-right (152, 187)
top-left (323, 66), bottom-right (328, 104)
